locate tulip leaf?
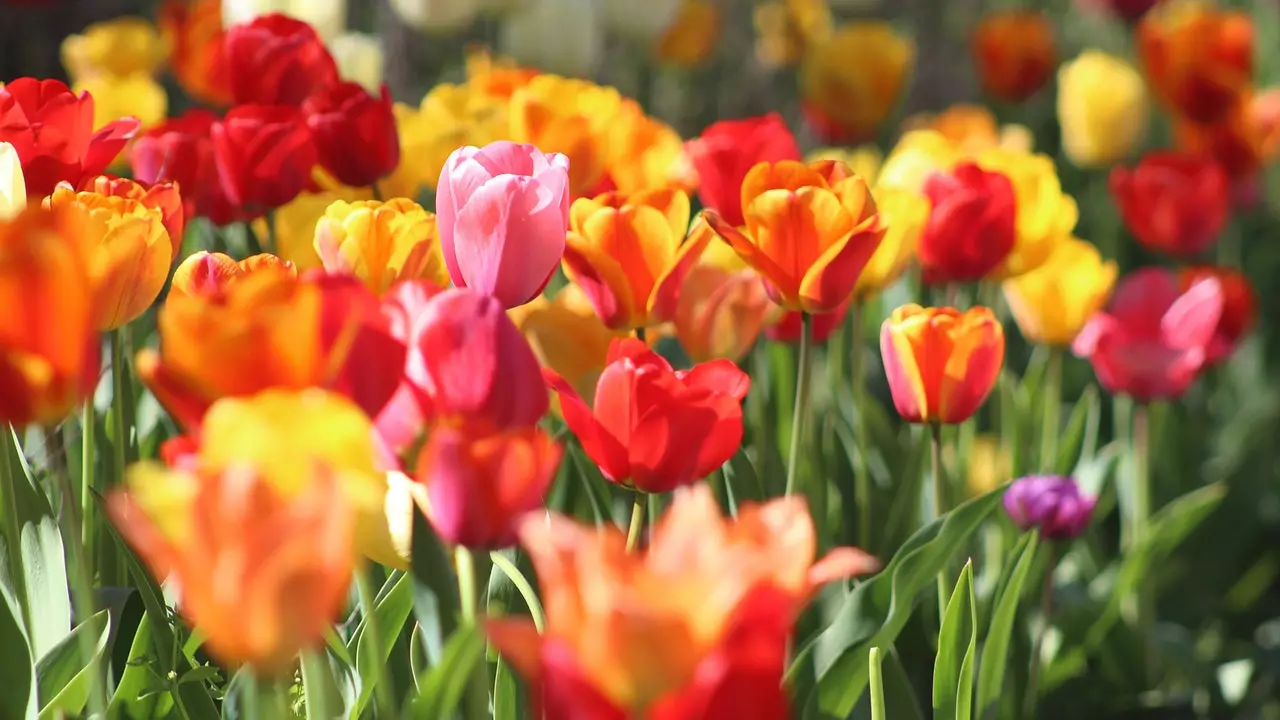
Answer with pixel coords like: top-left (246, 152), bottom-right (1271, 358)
top-left (300, 650), bottom-right (344, 720)
top-left (350, 570), bottom-right (413, 718)
top-left (108, 614), bottom-right (171, 717)
top-left (975, 531), bottom-right (1040, 720)
top-left (563, 441), bottom-right (610, 527)
top-left (410, 510), bottom-right (460, 668)
top-left (933, 561), bottom-right (976, 720)
top-left (35, 608), bottom-right (109, 719)
top-left (410, 625), bottom-right (486, 720)
top-left (791, 485), bottom-right (1004, 718)
top-left (97, 490), bottom-right (178, 673)
top-left (722, 447), bottom-right (766, 506)
top-left (0, 580), bottom-right (37, 720)
top-left (492, 656), bottom-right (523, 720)
top-left (1053, 384), bottom-right (1099, 476)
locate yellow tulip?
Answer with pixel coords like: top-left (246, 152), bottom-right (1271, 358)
top-left (313, 198), bottom-right (449, 294)
top-left (975, 149), bottom-right (1078, 279)
top-left (806, 145), bottom-right (883, 185)
top-left (508, 284), bottom-right (625, 406)
top-left (967, 434), bottom-right (1012, 497)
top-left (1002, 237), bottom-right (1118, 346)
top-left (854, 187), bottom-right (928, 300)
top-left (602, 101), bottom-right (696, 195)
top-left (74, 73), bottom-right (167, 132)
top-left (259, 188), bottom-right (373, 271)
top-left (509, 75), bottom-right (623, 196)
top-left (384, 84), bottom-right (511, 199)
top-left (902, 104), bottom-right (1035, 156)
top-left (799, 22), bottom-right (914, 143)
top-left (0, 142), bottom-right (26, 220)
top-left (875, 130), bottom-right (960, 194)
top-left (1057, 50), bottom-right (1149, 169)
top-left (61, 17), bottom-right (167, 82)
top-left (754, 0), bottom-right (833, 68)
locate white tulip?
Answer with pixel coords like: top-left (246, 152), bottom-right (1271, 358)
top-left (388, 0), bottom-right (485, 33)
top-left (330, 32), bottom-right (384, 93)
top-left (221, 0), bottom-right (347, 41)
top-left (602, 0), bottom-right (684, 43)
top-left (0, 142), bottom-right (26, 220)
top-left (499, 0), bottom-right (604, 78)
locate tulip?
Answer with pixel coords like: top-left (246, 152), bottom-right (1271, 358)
top-left (1073, 267), bottom-right (1222, 401)
top-left (685, 113), bottom-right (801, 228)
top-left (976, 149), bottom-right (1078, 279)
top-left (80, 175), bottom-right (184, 263)
top-left (1004, 475), bottom-right (1096, 540)
top-left (875, 130), bottom-right (961, 194)
top-left (157, 0), bottom-right (233, 107)
top-left (60, 17), bottom-right (167, 82)
top-left (655, 0), bottom-right (720, 67)
top-left (0, 206), bottom-right (100, 427)
top-left (603, 100), bottom-right (697, 195)
top-left (313, 198), bottom-right (448, 294)
top-left (799, 22), bottom-right (914, 144)
top-left (73, 73), bottom-right (168, 138)
top-left (211, 105), bottom-right (319, 216)
top-left (673, 265), bottom-right (772, 363)
top-left (388, 0), bottom-right (484, 33)
top-left (509, 75), bottom-right (622, 197)
top-left (1109, 151), bottom-right (1229, 258)
top-left (508, 284), bottom-right (625, 405)
top-left (46, 184), bottom-right (171, 330)
top-left (1076, 0), bottom-right (1162, 23)
top-left (382, 83), bottom-right (511, 200)
top-left (436, 142), bottom-right (570, 309)
top-left (221, 0), bottom-right (347, 41)
top-left (916, 162), bottom-right (1018, 285)
top-left (854, 187), bottom-right (928, 300)
top-left (1179, 265), bottom-right (1255, 364)
top-left (303, 81), bottom-right (399, 189)
top-left (329, 32), bottom-right (384, 94)
top-left (1137, 2), bottom-right (1253, 125)
top-left (807, 145), bottom-right (883, 186)
top-left (971, 10), bottom-right (1056, 103)
top-left (546, 338), bottom-right (748, 493)
top-left (0, 78), bottom-right (140, 197)
top-left (1003, 238), bottom-right (1118, 346)
top-left (881, 305), bottom-right (1005, 424)
top-left (487, 485), bottom-right (878, 717)
top-left (704, 160), bottom-right (886, 313)
top-left (499, 0), bottom-right (605, 78)
top-left (754, 0), bottom-right (833, 68)
top-left (415, 425), bottom-right (561, 549)
top-left (223, 13), bottom-right (340, 107)
top-left (1058, 51), bottom-right (1149, 168)
top-left (768, 303), bottom-right (849, 345)
top-left (169, 251), bottom-right (297, 301)
top-left (261, 188), bottom-right (371, 270)
top-left (1172, 100), bottom-right (1270, 183)
top-left (902, 104), bottom-right (1033, 157)
top-left (0, 142), bottom-right (26, 219)
top-left (131, 109), bottom-right (238, 226)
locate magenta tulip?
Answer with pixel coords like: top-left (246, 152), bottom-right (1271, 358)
top-left (1003, 475), bottom-right (1096, 540)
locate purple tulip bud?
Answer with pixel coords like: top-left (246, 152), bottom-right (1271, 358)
top-left (1002, 475), bottom-right (1096, 540)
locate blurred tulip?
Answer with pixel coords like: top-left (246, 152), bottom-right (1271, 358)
top-left (1003, 475), bottom-right (1096, 540)
top-left (768, 303), bottom-right (848, 345)
top-left (80, 175), bottom-right (184, 262)
top-left (674, 265), bottom-right (772, 363)
top-left (0, 78), bottom-right (139, 197)
top-left (902, 104), bottom-right (1033, 157)
top-left (1076, 0), bottom-right (1162, 23)
top-left (1173, 99), bottom-right (1270, 182)
top-left (971, 10), bottom-right (1056, 103)
top-left (881, 305), bottom-right (1005, 424)
top-left (330, 32), bottom-right (384, 94)
top-left (1137, 2), bottom-right (1253, 124)
top-left (487, 486), bottom-right (878, 717)
top-left (158, 0), bottom-right (233, 107)
top-left (854, 187), bottom-right (928, 300)
top-left (436, 142), bottom-right (570, 308)
top-left (754, 0), bottom-right (833, 68)
top-left (224, 13), bottom-right (340, 107)
top-left (303, 82), bottom-right (399, 188)
top-left (875, 130), bottom-right (960, 194)
top-left (383, 83), bottom-right (511, 200)
top-left (47, 184), bottom-right (171, 330)
top-left (500, 0), bottom-right (604, 77)
top-left (73, 73), bottom-right (167, 138)
top-left (508, 284), bottom-right (623, 404)
top-left (656, 0), bottom-right (720, 66)
top-left (603, 100), bottom-right (696, 195)
top-left (509, 75), bottom-right (621, 196)
top-left (415, 425), bottom-right (561, 548)
top-left (917, 162), bottom-right (1017, 285)
top-left (1073, 267), bottom-right (1222, 401)
top-left (800, 22), bottom-right (914, 144)
top-left (967, 435), bottom-right (1012, 497)
top-left (546, 338), bottom-right (748, 493)
top-left (132, 109), bottom-right (239, 226)
top-left (976, 149), bottom-right (1078, 279)
top-left (313, 198), bottom-right (448, 294)
top-left (0, 207), bottom-right (100, 427)
top-left (388, 0), bottom-right (484, 33)
top-left (169, 251), bottom-right (296, 301)
top-left (686, 114), bottom-right (801, 227)
top-left (221, 0), bottom-right (347, 41)
top-left (211, 105), bottom-right (318, 216)
top-left (1179, 265), bottom-right (1256, 364)
top-left (705, 160), bottom-right (886, 313)
top-left (807, 145), bottom-right (883, 186)
top-left (1058, 51), bottom-right (1149, 168)
top-left (0, 143), bottom-right (26, 219)
top-left (61, 17), bottom-right (167, 82)
top-left (1109, 151), bottom-right (1229, 258)
top-left (1003, 237), bottom-right (1118, 346)
top-left (261, 188), bottom-right (371, 270)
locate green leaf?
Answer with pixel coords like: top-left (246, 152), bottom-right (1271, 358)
top-left (108, 613), bottom-right (170, 718)
top-left (301, 650), bottom-right (344, 720)
top-left (793, 486), bottom-right (1004, 718)
top-left (722, 447), bottom-right (766, 506)
top-left (411, 511), bottom-right (460, 669)
top-left (0, 580), bottom-right (37, 719)
top-left (411, 626), bottom-right (486, 720)
top-left (492, 656), bottom-right (521, 720)
top-left (97, 491), bottom-right (177, 673)
top-left (933, 561), bottom-right (976, 720)
top-left (1054, 386), bottom-right (1099, 476)
top-left (563, 441), bottom-right (610, 527)
top-left (36, 609), bottom-right (109, 719)
top-left (976, 532), bottom-right (1040, 720)
top-left (349, 570), bottom-right (413, 718)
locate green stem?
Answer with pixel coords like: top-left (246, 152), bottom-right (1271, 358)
top-left (1132, 402), bottom-right (1157, 686)
top-left (110, 330), bottom-right (129, 484)
top-left (490, 551), bottom-right (546, 633)
top-left (354, 565), bottom-right (394, 717)
top-left (0, 427), bottom-right (32, 643)
top-left (784, 313), bottom-right (815, 497)
top-left (455, 546), bottom-right (491, 718)
top-left (264, 210), bottom-right (279, 256)
top-left (371, 182), bottom-right (384, 202)
top-left (248, 674), bottom-right (288, 720)
top-left (1023, 543), bottom-right (1058, 720)
top-left (300, 650), bottom-right (336, 720)
top-left (931, 422), bottom-right (947, 625)
top-left (625, 492), bottom-right (645, 553)
top-left (869, 646), bottom-right (886, 720)
top-left (850, 302), bottom-right (873, 550)
top-left (80, 399), bottom-right (95, 573)
top-left (242, 221), bottom-right (264, 256)
top-left (1039, 348), bottom-right (1063, 474)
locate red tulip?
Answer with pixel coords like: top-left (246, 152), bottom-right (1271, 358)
top-left (546, 338), bottom-right (749, 494)
top-left (971, 11), bottom-right (1057, 103)
top-left (210, 105), bottom-right (317, 216)
top-left (303, 81), bottom-right (399, 189)
top-left (0, 78), bottom-right (140, 197)
top-left (1073, 267), bottom-right (1222, 401)
top-left (1110, 152), bottom-right (1229, 258)
top-left (1179, 265), bottom-right (1256, 364)
top-left (918, 162), bottom-right (1017, 285)
top-left (131, 109), bottom-right (241, 226)
top-left (685, 113), bottom-right (802, 227)
top-left (223, 13), bottom-right (339, 107)
top-left (767, 303), bottom-right (849, 345)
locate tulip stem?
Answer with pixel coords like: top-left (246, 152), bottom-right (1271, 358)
top-left (455, 546), bottom-right (492, 719)
top-left (931, 422), bottom-right (948, 625)
top-left (490, 551), bottom-right (546, 633)
top-left (1132, 402), bottom-right (1158, 686)
top-left (869, 647), bottom-right (886, 720)
top-left (1039, 348), bottom-right (1063, 473)
top-left (354, 564), bottom-right (395, 718)
top-left (371, 182), bottom-right (384, 202)
top-left (1023, 541), bottom-right (1057, 720)
top-left (264, 210), bottom-right (279, 255)
top-left (625, 492), bottom-right (646, 553)
top-left (850, 303), bottom-right (873, 551)
top-left (80, 398), bottom-right (96, 575)
top-left (784, 313), bottom-right (815, 498)
top-left (109, 329), bottom-right (132, 584)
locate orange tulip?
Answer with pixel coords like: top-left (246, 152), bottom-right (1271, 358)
top-left (902, 104), bottom-right (1034, 157)
top-left (1173, 97), bottom-right (1270, 180)
top-left (971, 10), bottom-right (1057, 103)
top-left (704, 160), bottom-right (885, 313)
top-left (80, 175), bottom-right (184, 262)
top-left (169, 251), bottom-right (297, 301)
top-left (0, 206), bottom-right (100, 427)
top-left (880, 305), bottom-right (1005, 425)
top-left (673, 264), bottom-right (773, 363)
top-left (799, 22), bottom-right (914, 144)
top-left (158, 0), bottom-right (233, 107)
top-left (655, 1), bottom-right (720, 67)
top-left (602, 100), bottom-right (697, 195)
top-left (313, 198), bottom-right (449, 294)
top-left (1137, 1), bottom-right (1254, 124)
top-left (509, 75), bottom-right (622, 197)
top-left (487, 485), bottom-right (878, 717)
top-left (507, 284), bottom-right (624, 406)
top-left (754, 0), bottom-right (833, 68)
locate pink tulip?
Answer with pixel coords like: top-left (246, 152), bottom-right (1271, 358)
top-left (436, 141), bottom-right (571, 308)
top-left (1073, 267), bottom-right (1223, 401)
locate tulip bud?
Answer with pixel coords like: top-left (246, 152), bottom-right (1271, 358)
top-left (1058, 51), bottom-right (1149, 168)
top-left (799, 22), bottom-right (914, 144)
top-left (917, 162), bottom-right (1017, 285)
top-left (881, 305), bottom-right (1004, 425)
top-left (1003, 475), bottom-right (1096, 540)
top-left (223, 13), bottom-right (339, 106)
top-left (971, 10), bottom-right (1056, 103)
top-left (313, 198), bottom-right (448, 294)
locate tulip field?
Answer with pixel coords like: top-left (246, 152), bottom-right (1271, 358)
top-left (3, 0), bottom-right (1280, 718)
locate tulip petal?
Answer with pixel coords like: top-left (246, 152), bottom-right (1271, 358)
top-left (485, 618), bottom-right (545, 680)
top-left (630, 397), bottom-right (721, 493)
top-left (690, 395), bottom-right (745, 480)
top-left (647, 222), bottom-right (712, 324)
top-left (678, 359), bottom-right (751, 401)
top-left (1161, 276), bottom-right (1223, 350)
top-left (938, 317), bottom-right (1004, 424)
top-left (739, 160), bottom-right (830, 212)
top-left (561, 234), bottom-right (635, 329)
top-left (703, 210), bottom-right (789, 287)
top-left (798, 218), bottom-right (884, 314)
top-left (544, 367), bottom-right (630, 483)
top-left (82, 117), bottom-right (142, 177)
top-left (879, 312), bottom-right (931, 423)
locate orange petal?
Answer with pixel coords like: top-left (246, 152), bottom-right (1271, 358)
top-left (561, 234), bottom-right (637, 330)
top-left (647, 220), bottom-right (713, 324)
top-left (746, 187), bottom-right (854, 309)
top-left (798, 217), bottom-right (885, 314)
top-left (702, 209), bottom-right (789, 294)
top-left (739, 159), bottom-right (831, 212)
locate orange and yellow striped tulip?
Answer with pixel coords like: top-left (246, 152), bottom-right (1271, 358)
top-left (169, 251), bottom-right (297, 302)
top-left (314, 198), bottom-right (449, 294)
top-left (880, 305), bottom-right (1005, 424)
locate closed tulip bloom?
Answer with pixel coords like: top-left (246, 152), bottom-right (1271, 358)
top-left (132, 109), bottom-right (239, 226)
top-left (1073, 267), bottom-right (1222, 401)
top-left (157, 0), bottom-right (233, 107)
top-left (0, 207), bottom-right (100, 427)
top-left (685, 113), bottom-right (801, 227)
top-left (223, 13), bottom-right (340, 106)
top-left (221, 0), bottom-right (347, 41)
top-left (881, 305), bottom-right (1005, 424)
top-left (976, 149), bottom-right (1078, 279)
top-left (0, 143), bottom-right (26, 219)
top-left (1109, 152), bottom-right (1229, 258)
top-left (1058, 51), bottom-right (1149, 168)
top-left (800, 22), bottom-right (914, 144)
top-left (917, 162), bottom-right (1018, 285)
top-left (61, 17), bottom-right (168, 82)
top-left (674, 265), bottom-right (773, 363)
top-left (81, 175), bottom-right (184, 263)
top-left (303, 81), bottom-right (399, 188)
top-left (0, 78), bottom-right (139, 197)
top-left (1003, 237), bottom-right (1118, 346)
top-left (1137, 2), bottom-right (1253, 124)
top-left (487, 486), bottom-right (878, 718)
top-left (768, 302), bottom-right (849, 345)
top-left (509, 76), bottom-right (622, 197)
top-left (499, 0), bottom-right (605, 78)
top-left (854, 187), bottom-right (928, 300)
top-left (436, 142), bottom-right (570, 308)
top-left (313, 198), bottom-right (448, 294)
top-left (415, 425), bottom-right (562, 549)
top-left (388, 0), bottom-right (483, 33)
top-left (211, 105), bottom-right (318, 216)
top-left (705, 160), bottom-right (886, 313)
top-left (656, 0), bottom-right (721, 67)
top-left (169, 251), bottom-right (296, 301)
top-left (1003, 475), bottom-right (1096, 540)
top-left (546, 338), bottom-right (749, 493)
top-left (603, 101), bottom-right (697, 195)
top-left (971, 10), bottom-right (1056, 103)
top-left (1179, 265), bottom-right (1255, 364)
